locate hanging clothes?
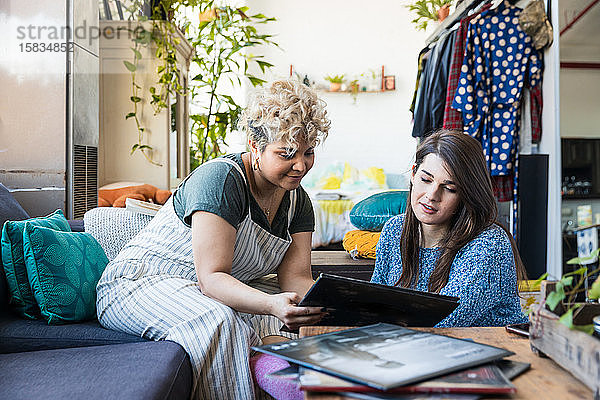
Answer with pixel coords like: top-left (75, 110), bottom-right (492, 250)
top-left (530, 83), bottom-right (543, 142)
top-left (412, 29), bottom-right (457, 138)
top-left (410, 47), bottom-right (431, 117)
top-left (443, 2), bottom-right (492, 131)
top-left (451, 0), bottom-right (543, 177)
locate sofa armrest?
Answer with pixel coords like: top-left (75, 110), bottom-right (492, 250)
top-left (68, 219), bottom-right (84, 232)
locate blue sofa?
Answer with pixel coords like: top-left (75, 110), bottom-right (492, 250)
top-left (0, 184), bottom-right (192, 399)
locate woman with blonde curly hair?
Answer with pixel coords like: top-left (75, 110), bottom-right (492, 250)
top-left (96, 79), bottom-right (331, 399)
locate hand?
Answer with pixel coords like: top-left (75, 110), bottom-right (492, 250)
top-left (269, 292), bottom-right (326, 331)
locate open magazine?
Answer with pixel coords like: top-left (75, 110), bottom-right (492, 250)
top-left (254, 323), bottom-right (513, 391)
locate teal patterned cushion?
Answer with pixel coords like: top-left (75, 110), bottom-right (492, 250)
top-left (1, 209), bottom-right (71, 319)
top-left (22, 224), bottom-right (109, 324)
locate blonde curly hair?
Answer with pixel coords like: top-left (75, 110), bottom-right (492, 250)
top-left (238, 79), bottom-right (330, 154)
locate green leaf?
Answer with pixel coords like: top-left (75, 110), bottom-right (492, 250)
top-left (546, 290), bottom-right (565, 311)
top-left (256, 60), bottom-right (274, 73)
top-left (558, 307), bottom-right (575, 328)
top-left (132, 48), bottom-right (142, 60)
top-left (533, 272), bottom-right (548, 286)
top-left (130, 96), bottom-right (142, 103)
top-left (589, 276), bottom-right (600, 300)
top-left (559, 276), bottom-right (573, 287)
top-left (123, 61), bottom-right (137, 72)
top-left (131, 144), bottom-right (139, 154)
top-left (125, 112), bottom-right (136, 120)
top-left (192, 73), bottom-right (203, 81)
top-left (247, 76), bottom-right (266, 87)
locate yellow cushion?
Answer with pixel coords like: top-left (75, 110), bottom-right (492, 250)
top-left (343, 230), bottom-right (381, 259)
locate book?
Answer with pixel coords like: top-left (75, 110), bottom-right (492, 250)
top-left (299, 363), bottom-right (515, 394)
top-left (341, 393), bottom-right (480, 399)
top-left (253, 323), bottom-right (513, 391)
top-left (341, 392), bottom-right (480, 399)
top-left (494, 360), bottom-right (531, 380)
top-left (298, 274), bottom-right (459, 327)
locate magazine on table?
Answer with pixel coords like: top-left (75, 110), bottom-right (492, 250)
top-left (296, 274), bottom-right (459, 328)
top-left (298, 363), bottom-right (515, 394)
top-left (253, 323), bottom-right (513, 391)
top-left (340, 392), bottom-right (480, 399)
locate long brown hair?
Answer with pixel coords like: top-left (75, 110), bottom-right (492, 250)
top-left (396, 130), bottom-right (527, 292)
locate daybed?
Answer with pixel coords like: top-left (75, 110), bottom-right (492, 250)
top-left (0, 184), bottom-right (192, 400)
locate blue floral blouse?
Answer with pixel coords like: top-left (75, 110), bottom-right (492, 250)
top-left (371, 214), bottom-right (527, 327)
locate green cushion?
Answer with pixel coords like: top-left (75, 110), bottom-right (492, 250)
top-left (22, 224), bottom-right (109, 324)
top-left (350, 190), bottom-right (409, 232)
top-left (1, 210), bottom-right (71, 319)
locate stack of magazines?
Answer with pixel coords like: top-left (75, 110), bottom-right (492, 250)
top-left (253, 323), bottom-right (530, 399)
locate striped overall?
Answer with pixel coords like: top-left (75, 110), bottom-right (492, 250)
top-left (96, 158), bottom-right (298, 399)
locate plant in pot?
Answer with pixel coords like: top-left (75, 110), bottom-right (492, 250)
top-left (349, 78), bottom-right (360, 103)
top-left (324, 75), bottom-right (345, 92)
top-left (407, 0), bottom-right (453, 31)
top-left (122, 0), bottom-right (279, 168)
top-left (527, 253), bottom-right (600, 393)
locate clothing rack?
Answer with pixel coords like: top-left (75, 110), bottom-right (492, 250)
top-left (424, 0), bottom-right (483, 46)
top-left (424, 0), bottom-right (520, 46)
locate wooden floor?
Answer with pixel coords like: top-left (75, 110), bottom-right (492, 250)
top-left (310, 250), bottom-right (374, 281)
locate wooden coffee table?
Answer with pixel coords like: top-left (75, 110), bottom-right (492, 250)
top-left (299, 326), bottom-right (593, 400)
top-left (311, 251), bottom-right (374, 281)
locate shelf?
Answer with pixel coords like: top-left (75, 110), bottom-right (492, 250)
top-left (318, 90), bottom-right (389, 94)
top-left (562, 195), bottom-right (600, 200)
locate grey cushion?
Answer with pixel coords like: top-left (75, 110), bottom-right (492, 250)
top-left (84, 207), bottom-right (153, 261)
top-left (0, 316), bottom-right (146, 354)
top-left (68, 219), bottom-right (85, 232)
top-left (0, 183), bottom-right (30, 314)
top-left (0, 183), bottom-right (29, 230)
top-left (0, 341), bottom-right (192, 400)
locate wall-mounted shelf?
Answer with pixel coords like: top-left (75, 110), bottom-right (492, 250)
top-left (318, 90), bottom-right (387, 94)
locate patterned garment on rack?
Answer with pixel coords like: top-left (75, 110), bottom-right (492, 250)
top-left (443, 3), bottom-right (492, 131)
top-left (452, 0), bottom-right (543, 177)
top-left (493, 175), bottom-right (513, 202)
top-left (530, 84), bottom-right (543, 142)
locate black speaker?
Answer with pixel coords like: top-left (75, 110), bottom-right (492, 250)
top-left (518, 154), bottom-right (549, 280)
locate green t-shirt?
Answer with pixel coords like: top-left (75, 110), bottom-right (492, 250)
top-left (173, 153), bottom-right (314, 239)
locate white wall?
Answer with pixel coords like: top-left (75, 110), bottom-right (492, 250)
top-left (246, 0), bottom-right (429, 176)
top-left (560, 69), bottom-right (600, 138)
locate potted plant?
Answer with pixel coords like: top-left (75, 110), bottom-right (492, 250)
top-left (324, 75), bottom-right (345, 92)
top-left (528, 252), bottom-right (600, 392)
top-left (349, 78), bottom-right (360, 103)
top-left (406, 0), bottom-right (453, 31)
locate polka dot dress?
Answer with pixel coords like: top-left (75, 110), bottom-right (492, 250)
top-left (451, 0), bottom-right (543, 177)
top-left (371, 214), bottom-right (528, 328)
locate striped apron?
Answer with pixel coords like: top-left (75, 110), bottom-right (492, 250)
top-left (96, 158), bottom-right (298, 400)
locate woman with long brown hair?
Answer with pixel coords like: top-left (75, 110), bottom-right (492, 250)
top-left (371, 130), bottom-right (528, 327)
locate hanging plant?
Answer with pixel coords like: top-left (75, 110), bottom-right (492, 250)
top-left (122, 0), bottom-right (278, 168)
top-left (186, 4), bottom-right (278, 168)
top-left (407, 0), bottom-right (453, 31)
top-left (122, 0), bottom-right (188, 166)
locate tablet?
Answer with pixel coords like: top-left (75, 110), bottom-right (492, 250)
top-left (299, 273), bottom-right (459, 327)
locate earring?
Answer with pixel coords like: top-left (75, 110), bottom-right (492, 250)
top-left (253, 155), bottom-right (260, 170)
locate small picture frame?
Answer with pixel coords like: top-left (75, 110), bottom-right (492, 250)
top-left (383, 75), bottom-right (395, 91)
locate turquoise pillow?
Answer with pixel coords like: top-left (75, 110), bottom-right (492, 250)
top-left (22, 224), bottom-right (109, 324)
top-left (1, 209), bottom-right (71, 319)
top-left (350, 190), bottom-right (409, 231)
